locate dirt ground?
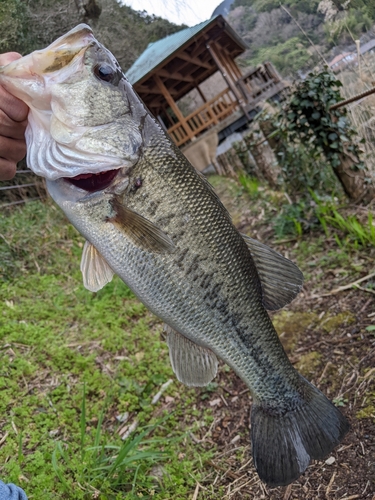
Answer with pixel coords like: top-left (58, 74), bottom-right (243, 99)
top-left (183, 179), bottom-right (375, 499)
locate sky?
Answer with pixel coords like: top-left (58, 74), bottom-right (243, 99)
top-left (122, 0), bottom-right (221, 27)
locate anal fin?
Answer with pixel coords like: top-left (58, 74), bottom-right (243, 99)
top-left (165, 324), bottom-right (218, 387)
top-left (80, 240), bottom-right (115, 292)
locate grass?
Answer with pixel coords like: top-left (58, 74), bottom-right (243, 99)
top-left (311, 191), bottom-right (375, 248)
top-left (238, 173), bottom-right (260, 199)
top-left (0, 199), bottom-right (214, 499)
top-left (51, 385), bottom-right (170, 499)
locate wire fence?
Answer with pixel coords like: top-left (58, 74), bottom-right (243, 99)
top-left (0, 166), bottom-right (46, 209)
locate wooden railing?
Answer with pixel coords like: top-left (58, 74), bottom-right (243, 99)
top-left (236, 61), bottom-right (285, 106)
top-left (166, 63), bottom-right (286, 148)
top-left (167, 88), bottom-right (238, 147)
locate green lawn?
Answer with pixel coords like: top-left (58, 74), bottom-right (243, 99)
top-left (0, 200), bottom-right (215, 499)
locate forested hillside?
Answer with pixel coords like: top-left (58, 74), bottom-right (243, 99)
top-left (228, 0), bottom-right (375, 74)
top-left (0, 0), bottom-right (184, 70)
top-left (3, 0), bottom-right (375, 77)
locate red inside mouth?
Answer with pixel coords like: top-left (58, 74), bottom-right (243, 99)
top-left (65, 169), bottom-right (119, 192)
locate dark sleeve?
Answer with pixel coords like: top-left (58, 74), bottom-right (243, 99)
top-left (0, 481), bottom-right (28, 500)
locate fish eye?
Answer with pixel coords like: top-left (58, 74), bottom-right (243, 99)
top-left (94, 64), bottom-right (115, 83)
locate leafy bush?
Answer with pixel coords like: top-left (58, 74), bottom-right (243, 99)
top-left (268, 70), bottom-right (371, 199)
top-left (278, 71), bottom-right (353, 165)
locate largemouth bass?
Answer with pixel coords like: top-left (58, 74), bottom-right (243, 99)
top-left (0, 25), bottom-right (349, 487)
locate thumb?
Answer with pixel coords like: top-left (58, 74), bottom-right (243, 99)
top-left (0, 52), bottom-right (23, 66)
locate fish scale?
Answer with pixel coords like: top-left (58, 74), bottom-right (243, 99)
top-left (0, 23), bottom-right (349, 487)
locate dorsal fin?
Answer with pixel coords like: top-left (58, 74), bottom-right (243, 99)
top-left (242, 234), bottom-right (304, 311)
top-left (80, 240), bottom-right (114, 292)
top-left (165, 324), bottom-right (218, 387)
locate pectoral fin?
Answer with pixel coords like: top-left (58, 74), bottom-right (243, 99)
top-left (242, 234), bottom-right (304, 311)
top-left (108, 196), bottom-right (175, 253)
top-left (80, 240), bottom-right (114, 292)
top-left (165, 324), bottom-right (218, 387)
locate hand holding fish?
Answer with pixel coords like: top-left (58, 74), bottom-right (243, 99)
top-left (0, 52), bottom-right (28, 180)
top-left (0, 27), bottom-right (349, 488)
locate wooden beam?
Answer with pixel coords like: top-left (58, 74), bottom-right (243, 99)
top-left (153, 74), bottom-right (194, 141)
top-left (177, 51), bottom-right (212, 70)
top-left (148, 80), bottom-right (195, 106)
top-left (135, 84), bottom-right (178, 96)
top-left (196, 85), bottom-right (207, 103)
top-left (156, 68), bottom-right (195, 83)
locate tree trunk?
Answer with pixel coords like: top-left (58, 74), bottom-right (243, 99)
top-left (74, 0), bottom-right (101, 22)
top-left (244, 125), bottom-right (280, 188)
top-left (334, 153), bottom-right (375, 204)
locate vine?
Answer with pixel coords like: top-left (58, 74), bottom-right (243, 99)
top-left (260, 70), bottom-right (373, 202)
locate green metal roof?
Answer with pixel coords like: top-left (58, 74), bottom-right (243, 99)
top-left (125, 15), bottom-right (245, 85)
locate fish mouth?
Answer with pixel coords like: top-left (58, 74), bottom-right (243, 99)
top-left (64, 169), bottom-right (119, 192)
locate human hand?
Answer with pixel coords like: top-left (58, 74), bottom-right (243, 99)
top-left (0, 52), bottom-right (29, 181)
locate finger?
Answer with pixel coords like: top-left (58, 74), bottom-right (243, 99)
top-left (0, 52), bottom-right (22, 66)
top-left (0, 110), bottom-right (27, 140)
top-left (0, 158), bottom-right (17, 181)
top-left (0, 136), bottom-right (27, 163)
top-left (0, 52), bottom-right (29, 122)
top-left (0, 85), bottom-right (29, 122)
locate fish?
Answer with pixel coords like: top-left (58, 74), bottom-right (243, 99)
top-left (0, 24), bottom-right (349, 487)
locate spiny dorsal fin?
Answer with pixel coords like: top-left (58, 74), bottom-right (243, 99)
top-left (165, 324), bottom-right (218, 387)
top-left (108, 196), bottom-right (175, 254)
top-left (242, 234), bottom-right (304, 311)
top-left (80, 240), bottom-right (115, 292)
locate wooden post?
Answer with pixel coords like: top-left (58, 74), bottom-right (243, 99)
top-left (154, 74), bottom-right (194, 141)
top-left (222, 49), bottom-right (242, 82)
top-left (264, 61), bottom-right (282, 84)
top-left (229, 57), bottom-right (243, 81)
top-left (206, 42), bottom-right (250, 120)
top-left (196, 85), bottom-right (207, 103)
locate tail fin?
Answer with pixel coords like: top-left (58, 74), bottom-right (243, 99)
top-left (251, 379), bottom-right (349, 487)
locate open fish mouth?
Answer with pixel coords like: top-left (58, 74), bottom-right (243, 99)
top-left (64, 169), bottom-right (119, 192)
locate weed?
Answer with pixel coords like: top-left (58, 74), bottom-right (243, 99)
top-left (273, 201), bottom-right (316, 238)
top-left (332, 396), bottom-right (349, 407)
top-left (52, 386), bottom-right (168, 499)
top-left (311, 191), bottom-right (375, 247)
top-left (238, 174), bottom-right (260, 198)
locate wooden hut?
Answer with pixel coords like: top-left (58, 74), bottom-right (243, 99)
top-left (126, 15), bottom-right (285, 151)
